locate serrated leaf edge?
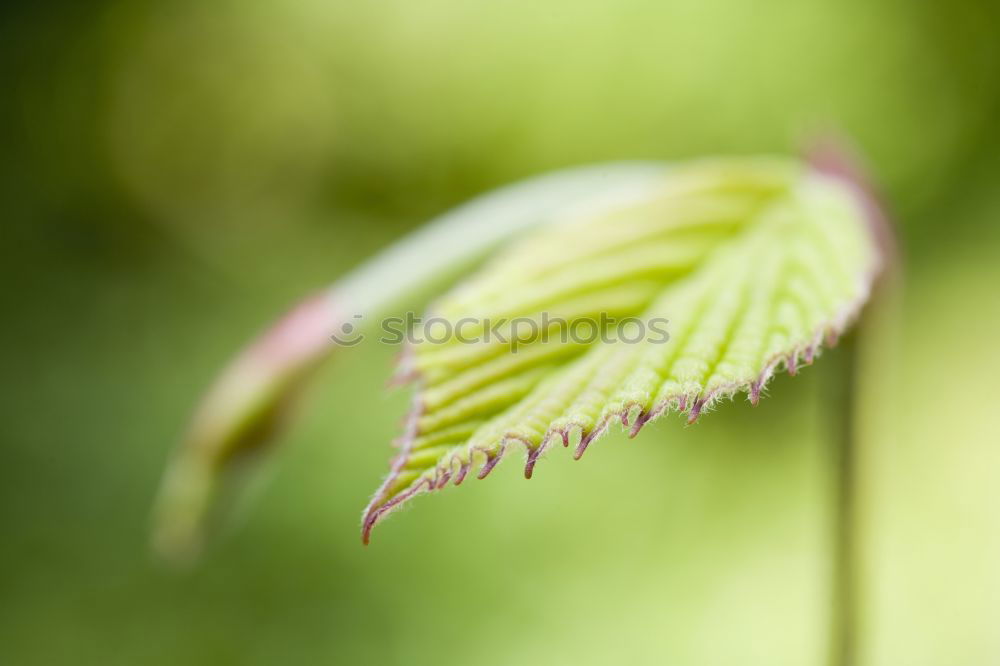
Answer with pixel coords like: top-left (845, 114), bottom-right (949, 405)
top-left (360, 175), bottom-right (883, 545)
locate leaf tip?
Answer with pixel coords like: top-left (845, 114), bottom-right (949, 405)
top-left (477, 449), bottom-right (503, 479)
top-left (686, 398), bottom-right (706, 425)
top-left (524, 445), bottom-right (543, 479)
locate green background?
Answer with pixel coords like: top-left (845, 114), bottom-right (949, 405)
top-left (3, 0), bottom-right (999, 664)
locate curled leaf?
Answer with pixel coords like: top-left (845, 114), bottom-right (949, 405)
top-left (363, 156), bottom-right (882, 542)
top-left (152, 161), bottom-right (666, 562)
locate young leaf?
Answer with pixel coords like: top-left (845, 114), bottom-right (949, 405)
top-left (152, 161), bottom-right (665, 563)
top-left (362, 156), bottom-right (882, 543)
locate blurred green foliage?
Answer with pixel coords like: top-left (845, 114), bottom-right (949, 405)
top-left (2, 0), bottom-right (999, 664)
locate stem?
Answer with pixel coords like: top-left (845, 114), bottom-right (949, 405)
top-left (807, 134), bottom-right (898, 666)
top-left (828, 337), bottom-right (859, 666)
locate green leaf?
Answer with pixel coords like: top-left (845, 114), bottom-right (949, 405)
top-left (362, 156), bottom-right (881, 542)
top-left (153, 162), bottom-right (663, 563)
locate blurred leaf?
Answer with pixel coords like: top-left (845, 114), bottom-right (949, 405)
top-left (363, 156), bottom-right (880, 542)
top-left (152, 161), bottom-right (665, 563)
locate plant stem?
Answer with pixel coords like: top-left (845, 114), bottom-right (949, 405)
top-left (828, 336), bottom-right (859, 666)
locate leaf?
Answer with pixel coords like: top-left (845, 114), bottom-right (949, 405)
top-left (362, 156), bottom-right (882, 542)
top-left (152, 161), bottom-right (666, 563)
